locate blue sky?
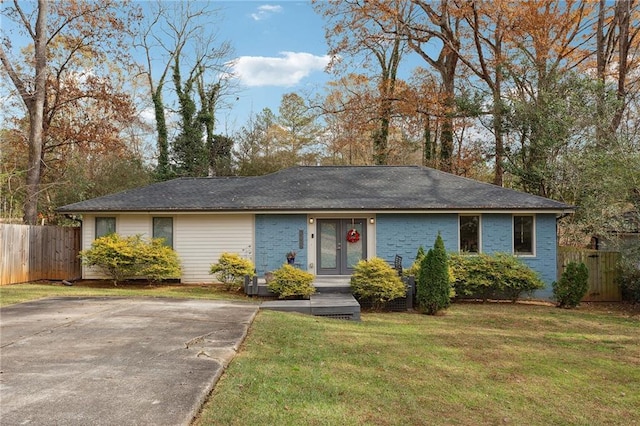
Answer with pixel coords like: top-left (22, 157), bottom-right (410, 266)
top-left (211, 1), bottom-right (332, 132)
top-left (0, 1), bottom-right (332, 134)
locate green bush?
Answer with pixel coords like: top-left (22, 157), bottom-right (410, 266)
top-left (617, 246), bottom-right (640, 303)
top-left (80, 234), bottom-right (181, 285)
top-left (350, 257), bottom-right (406, 310)
top-left (406, 246), bottom-right (426, 279)
top-left (553, 261), bottom-right (589, 308)
top-left (416, 234), bottom-right (451, 315)
top-left (450, 253), bottom-right (545, 302)
top-left (138, 238), bottom-right (182, 283)
top-left (210, 252), bottom-right (256, 290)
top-left (267, 264), bottom-right (315, 299)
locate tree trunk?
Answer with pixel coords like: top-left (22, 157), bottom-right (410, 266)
top-left (610, 0), bottom-right (630, 134)
top-left (152, 89), bottom-right (170, 180)
top-left (492, 79), bottom-right (504, 186)
top-left (439, 50), bottom-right (457, 173)
top-left (23, 0), bottom-right (48, 224)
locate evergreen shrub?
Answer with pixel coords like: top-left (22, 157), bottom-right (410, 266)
top-left (617, 246), bottom-right (640, 303)
top-left (450, 253), bottom-right (545, 302)
top-left (416, 234), bottom-right (451, 315)
top-left (553, 261), bottom-right (589, 308)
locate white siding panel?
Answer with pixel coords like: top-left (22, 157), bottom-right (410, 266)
top-left (82, 214), bottom-right (102, 279)
top-left (82, 214), bottom-right (152, 280)
top-left (118, 215), bottom-right (150, 238)
top-left (81, 214), bottom-right (254, 283)
top-left (175, 214), bottom-right (254, 283)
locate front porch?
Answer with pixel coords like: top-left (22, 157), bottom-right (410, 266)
top-left (250, 276), bottom-right (361, 321)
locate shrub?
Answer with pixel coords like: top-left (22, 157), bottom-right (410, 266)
top-left (416, 234), bottom-right (451, 315)
top-left (350, 257), bottom-right (406, 310)
top-left (137, 238), bottom-right (182, 283)
top-left (450, 253), bottom-right (545, 302)
top-left (80, 234), bottom-right (181, 285)
top-left (617, 246), bottom-right (640, 303)
top-left (406, 246), bottom-right (426, 279)
top-left (553, 261), bottom-right (589, 308)
top-left (210, 253), bottom-right (256, 290)
top-left (268, 264), bottom-right (315, 299)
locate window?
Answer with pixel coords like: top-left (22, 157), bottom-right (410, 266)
top-left (513, 215), bottom-right (534, 255)
top-left (153, 217), bottom-right (173, 248)
top-left (459, 215), bottom-right (480, 253)
top-left (95, 217), bottom-right (116, 238)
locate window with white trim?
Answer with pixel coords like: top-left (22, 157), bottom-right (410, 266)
top-left (153, 217), bottom-right (173, 248)
top-left (459, 215), bottom-right (480, 253)
top-left (513, 215), bottom-right (534, 255)
top-left (95, 217), bottom-right (116, 238)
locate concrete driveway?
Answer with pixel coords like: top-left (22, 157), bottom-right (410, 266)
top-left (0, 297), bottom-right (258, 425)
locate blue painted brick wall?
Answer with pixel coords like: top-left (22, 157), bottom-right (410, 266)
top-left (481, 214), bottom-right (513, 254)
top-left (376, 213), bottom-right (458, 270)
top-left (521, 214), bottom-right (558, 299)
top-left (482, 213), bottom-right (557, 299)
top-left (378, 212), bottom-right (558, 299)
top-left (255, 214), bottom-right (307, 276)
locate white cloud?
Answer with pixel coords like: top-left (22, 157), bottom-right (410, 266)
top-left (231, 52), bottom-right (330, 87)
top-left (251, 4), bottom-right (283, 21)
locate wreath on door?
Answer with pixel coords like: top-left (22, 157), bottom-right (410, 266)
top-left (346, 228), bottom-right (360, 243)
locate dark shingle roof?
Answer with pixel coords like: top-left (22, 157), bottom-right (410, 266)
top-left (57, 166), bottom-right (573, 213)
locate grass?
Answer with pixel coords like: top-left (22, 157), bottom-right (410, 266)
top-left (0, 280), bottom-right (253, 307)
top-left (195, 303), bottom-right (640, 426)
top-left (2, 283), bottom-right (638, 424)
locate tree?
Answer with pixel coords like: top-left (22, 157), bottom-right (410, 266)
top-left (208, 134), bottom-right (234, 176)
top-left (416, 233), bottom-right (451, 315)
top-left (318, 74), bottom-right (380, 165)
top-left (314, 0), bottom-right (408, 165)
top-left (171, 56), bottom-right (207, 177)
top-left (594, 0), bottom-right (640, 146)
top-left (395, 0), bottom-right (462, 173)
top-left (1, 0), bottom-right (47, 225)
top-left (276, 93), bottom-right (321, 166)
top-left (0, 0), bottom-right (140, 224)
top-left (451, 0), bottom-right (510, 185)
top-left (134, 0), bottom-right (233, 180)
top-left (234, 108), bottom-right (284, 176)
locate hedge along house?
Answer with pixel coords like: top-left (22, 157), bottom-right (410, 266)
top-left (58, 166), bottom-right (574, 298)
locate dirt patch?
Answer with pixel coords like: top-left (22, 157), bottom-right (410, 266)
top-left (43, 279), bottom-right (227, 291)
top-left (454, 298), bottom-right (640, 320)
top-left (577, 301), bottom-right (640, 319)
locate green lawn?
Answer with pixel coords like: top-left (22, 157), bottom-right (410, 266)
top-left (2, 283), bottom-right (638, 425)
top-left (196, 304), bottom-right (640, 426)
top-left (0, 281), bottom-right (252, 307)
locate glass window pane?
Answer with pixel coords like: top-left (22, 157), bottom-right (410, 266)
top-left (345, 222), bottom-right (363, 268)
top-left (320, 222), bottom-right (337, 269)
top-left (153, 217), bottom-right (173, 248)
top-left (460, 216), bottom-right (479, 253)
top-left (95, 217), bottom-right (115, 238)
top-left (514, 216), bottom-right (533, 255)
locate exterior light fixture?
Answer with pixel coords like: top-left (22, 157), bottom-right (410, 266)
top-left (309, 217), bottom-right (314, 224)
top-left (369, 218), bottom-right (375, 224)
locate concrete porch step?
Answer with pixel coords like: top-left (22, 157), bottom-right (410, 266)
top-left (245, 276), bottom-right (351, 296)
top-left (312, 276), bottom-right (351, 294)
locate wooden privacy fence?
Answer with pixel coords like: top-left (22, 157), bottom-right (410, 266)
top-left (0, 224), bottom-right (81, 286)
top-left (557, 247), bottom-right (621, 302)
